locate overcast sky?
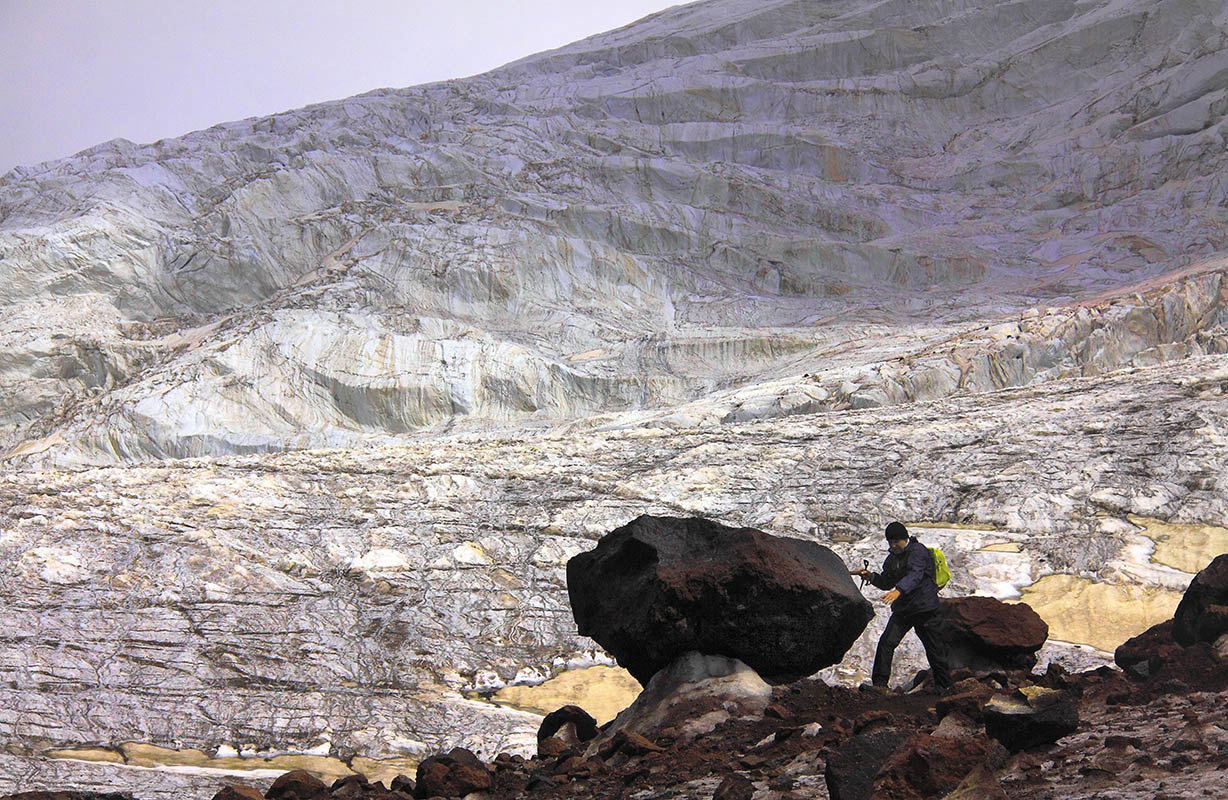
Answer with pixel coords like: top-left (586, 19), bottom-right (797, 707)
top-left (0, 0), bottom-right (680, 175)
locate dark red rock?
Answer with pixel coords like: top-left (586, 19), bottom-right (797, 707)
top-left (566, 515), bottom-right (873, 683)
top-left (328, 774), bottom-right (370, 800)
top-left (537, 704), bottom-right (599, 742)
top-left (330, 774), bottom-right (369, 789)
top-left (492, 753), bottom-right (524, 771)
top-left (211, 788), bottom-right (264, 800)
top-left (1198, 603), bottom-right (1228, 641)
top-left (536, 736), bottom-right (570, 759)
top-left (413, 748), bottom-right (491, 798)
top-left (552, 755), bottom-right (603, 778)
top-left (389, 774), bottom-right (416, 796)
top-left (935, 685), bottom-right (995, 722)
top-left (1115, 618), bottom-right (1181, 679)
top-left (266, 770), bottom-right (327, 800)
top-left (601, 730), bottom-right (665, 759)
top-left (712, 773), bottom-right (755, 800)
top-left (935, 596), bottom-right (1049, 671)
top-left (763, 702), bottom-right (791, 720)
top-left (1173, 554), bottom-right (1228, 646)
top-left (873, 731), bottom-right (990, 799)
top-left (825, 728), bottom-right (914, 800)
top-left (853, 710), bottom-right (899, 735)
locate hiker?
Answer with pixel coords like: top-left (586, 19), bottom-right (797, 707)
top-left (851, 521), bottom-right (953, 693)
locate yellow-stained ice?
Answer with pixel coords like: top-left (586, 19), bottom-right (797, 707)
top-left (1019, 574), bottom-right (1181, 652)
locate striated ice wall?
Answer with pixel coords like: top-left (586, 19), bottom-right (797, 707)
top-left (2, 0), bottom-right (1227, 462)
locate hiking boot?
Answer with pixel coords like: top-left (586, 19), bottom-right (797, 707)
top-left (858, 682), bottom-right (890, 696)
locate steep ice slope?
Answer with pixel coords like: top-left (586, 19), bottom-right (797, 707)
top-left (2, 0), bottom-right (1226, 462)
top-left (2, 0), bottom-right (1228, 797)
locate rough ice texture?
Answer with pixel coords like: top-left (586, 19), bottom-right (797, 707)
top-left (1, 0), bottom-right (1228, 796)
top-left (2, 0), bottom-right (1228, 464)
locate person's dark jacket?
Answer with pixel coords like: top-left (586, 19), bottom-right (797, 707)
top-left (869, 537), bottom-right (940, 618)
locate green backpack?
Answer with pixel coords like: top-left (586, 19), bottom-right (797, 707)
top-left (929, 546), bottom-right (950, 590)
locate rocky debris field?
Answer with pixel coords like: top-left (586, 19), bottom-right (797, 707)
top-left (8, 626), bottom-right (1226, 800)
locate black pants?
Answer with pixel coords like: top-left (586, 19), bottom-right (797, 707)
top-left (872, 608), bottom-right (952, 689)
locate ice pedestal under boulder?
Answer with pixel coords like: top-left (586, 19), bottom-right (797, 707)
top-left (566, 515), bottom-right (873, 684)
top-left (586, 651), bottom-right (771, 754)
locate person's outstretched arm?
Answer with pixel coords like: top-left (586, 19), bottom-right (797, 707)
top-left (868, 557), bottom-right (894, 590)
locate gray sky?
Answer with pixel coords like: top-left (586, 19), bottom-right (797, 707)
top-left (0, 0), bottom-right (679, 175)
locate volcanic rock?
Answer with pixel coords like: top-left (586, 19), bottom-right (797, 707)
top-left (266, 770), bottom-right (328, 800)
top-left (941, 764), bottom-right (1010, 800)
top-left (589, 652), bottom-right (771, 752)
top-left (873, 730), bottom-right (991, 800)
top-left (825, 728), bottom-right (914, 800)
top-left (935, 684), bottom-right (997, 723)
top-left (536, 736), bottom-right (570, 759)
top-left (1115, 618), bottom-right (1183, 679)
top-left (983, 686), bottom-right (1079, 752)
top-left (595, 729), bottom-right (665, 762)
top-left (328, 775), bottom-right (371, 800)
top-left (413, 748), bottom-right (491, 799)
top-left (1173, 554), bottom-right (1228, 646)
top-left (712, 773), bottom-right (755, 800)
top-left (552, 755), bottom-right (604, 779)
top-left (210, 788), bottom-right (263, 800)
top-left (935, 596), bottom-right (1049, 672)
top-left (567, 515), bottom-right (873, 683)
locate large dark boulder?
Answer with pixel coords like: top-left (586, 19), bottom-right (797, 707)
top-left (211, 789), bottom-right (264, 800)
top-left (935, 596), bottom-right (1049, 671)
top-left (414, 748), bottom-right (491, 798)
top-left (266, 770), bottom-right (328, 800)
top-left (1115, 618), bottom-right (1181, 679)
top-left (1173, 554), bottom-right (1228, 646)
top-left (873, 729), bottom-right (991, 800)
top-left (567, 515), bottom-right (874, 684)
top-left (825, 728), bottom-right (914, 800)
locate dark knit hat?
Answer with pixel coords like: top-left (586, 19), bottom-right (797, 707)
top-left (884, 521), bottom-right (908, 541)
